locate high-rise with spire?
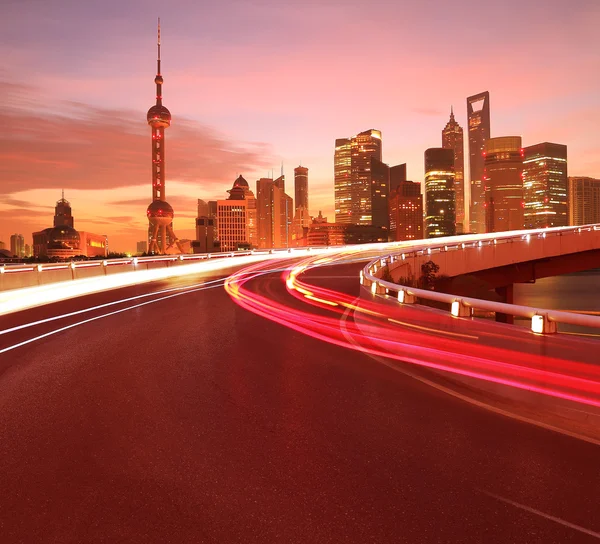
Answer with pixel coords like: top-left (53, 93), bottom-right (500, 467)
top-left (442, 107), bottom-right (465, 233)
top-left (146, 19), bottom-right (181, 254)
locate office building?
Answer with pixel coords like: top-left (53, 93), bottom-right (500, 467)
top-left (370, 157), bottom-right (390, 229)
top-left (334, 129), bottom-right (382, 225)
top-left (442, 107), bottom-right (465, 233)
top-left (483, 137), bottom-right (524, 233)
top-left (523, 143), bottom-right (568, 228)
top-left (136, 241), bottom-right (147, 254)
top-left (389, 181), bottom-right (423, 241)
top-left (424, 148), bottom-right (456, 238)
top-left (10, 234), bottom-right (25, 258)
top-left (467, 91), bottom-right (491, 233)
top-left (216, 178), bottom-right (255, 252)
top-left (256, 176), bottom-right (293, 249)
top-left (193, 198), bottom-right (216, 253)
top-left (294, 166), bottom-right (309, 216)
top-left (568, 177), bottom-right (600, 226)
top-left (389, 164), bottom-right (407, 194)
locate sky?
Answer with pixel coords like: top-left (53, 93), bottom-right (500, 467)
top-left (2, 0), bottom-right (600, 252)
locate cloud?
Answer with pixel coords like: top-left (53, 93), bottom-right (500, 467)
top-left (1, 80), bottom-right (273, 196)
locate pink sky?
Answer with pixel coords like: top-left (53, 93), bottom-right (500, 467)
top-left (2, 0), bottom-right (600, 252)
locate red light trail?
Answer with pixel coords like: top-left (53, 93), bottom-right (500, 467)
top-left (225, 256), bottom-right (600, 410)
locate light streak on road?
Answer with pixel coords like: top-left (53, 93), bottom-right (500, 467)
top-left (0, 280), bottom-right (225, 355)
top-left (0, 250), bottom-right (337, 317)
top-left (0, 278), bottom-right (225, 336)
top-left (225, 257), bottom-right (600, 410)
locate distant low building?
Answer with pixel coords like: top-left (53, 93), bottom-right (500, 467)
top-left (32, 194), bottom-right (107, 259)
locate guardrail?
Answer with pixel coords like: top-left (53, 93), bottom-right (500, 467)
top-left (0, 247), bottom-right (320, 293)
top-left (361, 224), bottom-right (600, 334)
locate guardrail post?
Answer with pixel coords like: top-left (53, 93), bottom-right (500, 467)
top-left (398, 289), bottom-right (416, 304)
top-left (451, 300), bottom-right (472, 317)
top-left (532, 314), bottom-right (557, 334)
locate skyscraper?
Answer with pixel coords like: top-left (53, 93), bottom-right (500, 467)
top-left (334, 138), bottom-right (352, 223)
top-left (370, 157), bottom-right (390, 229)
top-left (217, 178), bottom-right (253, 252)
top-left (389, 180), bottom-right (423, 241)
top-left (294, 166), bottom-right (309, 216)
top-left (389, 164), bottom-right (407, 194)
top-left (10, 234), bottom-right (25, 258)
top-left (467, 91), bottom-right (491, 234)
top-left (334, 129), bottom-right (382, 225)
top-left (442, 107), bottom-right (465, 233)
top-left (483, 137), bottom-right (524, 233)
top-left (523, 143), bottom-right (568, 229)
top-left (256, 176), bottom-right (293, 249)
top-left (568, 177), bottom-right (600, 226)
top-left (424, 148), bottom-right (456, 238)
top-left (146, 20), bottom-right (181, 254)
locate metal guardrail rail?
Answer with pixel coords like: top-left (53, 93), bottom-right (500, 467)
top-left (0, 245), bottom-right (349, 293)
top-left (361, 225), bottom-right (600, 334)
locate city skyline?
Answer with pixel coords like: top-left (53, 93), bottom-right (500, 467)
top-left (2, 0), bottom-right (600, 251)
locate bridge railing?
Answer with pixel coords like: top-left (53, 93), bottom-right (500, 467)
top-left (0, 246), bottom-right (338, 293)
top-left (361, 225), bottom-right (600, 334)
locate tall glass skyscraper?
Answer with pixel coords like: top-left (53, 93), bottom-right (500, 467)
top-left (424, 148), bottom-right (456, 238)
top-left (442, 107), bottom-right (465, 233)
top-left (334, 129), bottom-right (382, 225)
top-left (483, 137), bottom-right (524, 233)
top-left (467, 91), bottom-right (490, 234)
top-left (523, 143), bottom-right (568, 228)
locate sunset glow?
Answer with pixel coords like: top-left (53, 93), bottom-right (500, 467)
top-left (3, 0), bottom-right (599, 251)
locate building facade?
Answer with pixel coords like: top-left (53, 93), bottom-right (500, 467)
top-left (389, 181), bottom-right (423, 242)
top-left (467, 91), bottom-right (491, 234)
top-left (32, 195), bottom-right (107, 258)
top-left (370, 157), bottom-right (390, 229)
top-left (522, 143), bottom-right (568, 229)
top-left (334, 129), bottom-right (382, 225)
top-left (424, 148), bottom-right (456, 238)
top-left (294, 166), bottom-right (309, 216)
top-left (483, 136), bottom-right (524, 233)
top-left (442, 107), bottom-right (465, 233)
top-left (256, 176), bottom-right (293, 249)
top-left (10, 234), bottom-right (25, 258)
top-left (568, 177), bottom-right (600, 226)
top-left (389, 164), bottom-right (407, 194)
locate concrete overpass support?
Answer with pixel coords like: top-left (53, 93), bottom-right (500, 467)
top-left (494, 284), bottom-right (514, 324)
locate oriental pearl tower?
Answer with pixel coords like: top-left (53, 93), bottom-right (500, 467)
top-left (146, 19), bottom-right (181, 254)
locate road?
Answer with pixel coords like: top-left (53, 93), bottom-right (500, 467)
top-left (1, 259), bottom-right (599, 543)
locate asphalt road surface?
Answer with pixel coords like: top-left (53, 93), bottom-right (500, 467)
top-left (1, 261), bottom-right (599, 543)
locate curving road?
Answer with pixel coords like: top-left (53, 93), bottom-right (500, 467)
top-left (1, 259), bottom-right (599, 543)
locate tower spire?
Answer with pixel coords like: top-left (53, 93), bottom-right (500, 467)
top-left (155, 18), bottom-right (163, 106)
top-left (157, 18), bottom-right (161, 73)
top-left (450, 105), bottom-right (454, 120)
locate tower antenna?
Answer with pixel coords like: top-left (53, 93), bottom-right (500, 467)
top-left (157, 18), bottom-right (161, 74)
